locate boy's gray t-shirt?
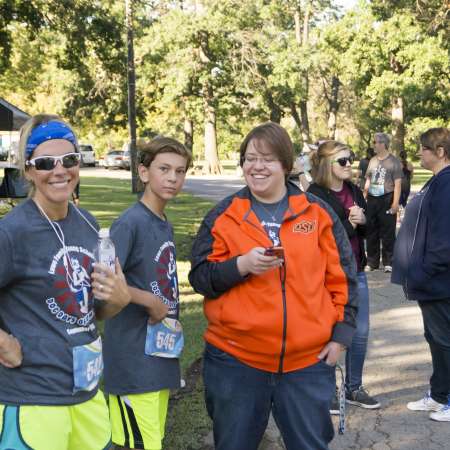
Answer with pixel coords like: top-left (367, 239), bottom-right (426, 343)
top-left (103, 202), bottom-right (181, 395)
top-left (366, 154), bottom-right (402, 196)
top-left (0, 199), bottom-right (100, 405)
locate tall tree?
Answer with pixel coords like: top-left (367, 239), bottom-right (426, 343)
top-left (339, 6), bottom-right (449, 153)
top-left (125, 0), bottom-right (139, 193)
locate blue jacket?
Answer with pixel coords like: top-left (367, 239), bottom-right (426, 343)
top-left (392, 165), bottom-right (450, 301)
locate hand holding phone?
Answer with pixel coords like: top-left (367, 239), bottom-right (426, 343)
top-left (264, 246), bottom-right (284, 259)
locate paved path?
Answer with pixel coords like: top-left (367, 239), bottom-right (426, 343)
top-left (183, 175), bottom-right (245, 202)
top-left (183, 176), bottom-right (447, 450)
top-left (328, 270), bottom-right (446, 450)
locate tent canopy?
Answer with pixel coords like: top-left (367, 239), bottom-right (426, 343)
top-left (0, 98), bottom-right (30, 131)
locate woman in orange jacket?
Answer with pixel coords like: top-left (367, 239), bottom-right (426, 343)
top-left (189, 122), bottom-right (358, 450)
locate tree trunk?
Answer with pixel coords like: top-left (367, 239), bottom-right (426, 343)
top-left (184, 116), bottom-right (193, 155)
top-left (125, 0), bottom-right (140, 193)
top-left (327, 75), bottom-right (340, 139)
top-left (290, 102), bottom-right (302, 130)
top-left (294, 8), bottom-right (301, 45)
top-left (203, 85), bottom-right (221, 174)
top-left (299, 97), bottom-right (310, 143)
top-left (294, 1), bottom-right (311, 144)
top-left (391, 96), bottom-right (405, 154)
top-left (267, 92), bottom-right (282, 123)
top-left (302, 2), bottom-right (310, 44)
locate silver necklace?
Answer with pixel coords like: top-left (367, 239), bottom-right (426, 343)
top-left (254, 196), bottom-right (286, 222)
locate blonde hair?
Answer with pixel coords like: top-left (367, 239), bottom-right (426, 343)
top-left (18, 114), bottom-right (76, 196)
top-left (18, 114), bottom-right (73, 171)
top-left (310, 140), bottom-right (350, 189)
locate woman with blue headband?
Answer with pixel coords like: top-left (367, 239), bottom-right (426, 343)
top-left (0, 114), bottom-right (130, 450)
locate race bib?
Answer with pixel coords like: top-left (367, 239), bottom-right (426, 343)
top-left (368, 184), bottom-right (385, 196)
top-left (145, 318), bottom-right (184, 358)
top-left (72, 336), bottom-right (103, 393)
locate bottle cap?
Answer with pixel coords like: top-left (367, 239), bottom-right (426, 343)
top-left (99, 228), bottom-right (110, 238)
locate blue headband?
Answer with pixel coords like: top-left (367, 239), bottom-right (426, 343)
top-left (26, 121), bottom-right (78, 158)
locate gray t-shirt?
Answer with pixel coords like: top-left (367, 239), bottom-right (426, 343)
top-left (366, 154), bottom-right (402, 196)
top-left (103, 202), bottom-right (181, 395)
top-left (252, 195), bottom-right (289, 246)
top-left (0, 199), bottom-right (100, 405)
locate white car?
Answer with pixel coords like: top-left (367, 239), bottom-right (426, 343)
top-left (79, 144), bottom-right (96, 167)
top-left (104, 150), bottom-right (127, 169)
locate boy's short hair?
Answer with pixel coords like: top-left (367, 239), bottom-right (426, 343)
top-left (138, 137), bottom-right (192, 170)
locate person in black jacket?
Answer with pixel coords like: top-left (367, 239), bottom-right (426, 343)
top-left (392, 127), bottom-right (450, 422)
top-left (308, 140), bottom-right (380, 412)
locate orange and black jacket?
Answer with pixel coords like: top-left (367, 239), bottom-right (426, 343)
top-left (189, 182), bottom-right (358, 373)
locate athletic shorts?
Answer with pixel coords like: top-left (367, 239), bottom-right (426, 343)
top-left (0, 390), bottom-right (111, 450)
top-left (108, 390), bottom-right (169, 450)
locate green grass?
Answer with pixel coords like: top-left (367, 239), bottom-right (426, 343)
top-left (1, 162), bottom-right (432, 449)
top-left (78, 176), bottom-right (214, 449)
top-left (411, 167), bottom-right (432, 189)
top-left (0, 172), bottom-right (214, 449)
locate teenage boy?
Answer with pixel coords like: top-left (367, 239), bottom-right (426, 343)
top-left (103, 137), bottom-right (191, 450)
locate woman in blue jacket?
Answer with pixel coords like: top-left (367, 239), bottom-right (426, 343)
top-left (392, 127), bottom-right (450, 422)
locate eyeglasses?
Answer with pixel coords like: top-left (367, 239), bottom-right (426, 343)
top-left (26, 152), bottom-right (81, 171)
top-left (333, 156), bottom-right (354, 167)
top-left (243, 154), bottom-right (279, 166)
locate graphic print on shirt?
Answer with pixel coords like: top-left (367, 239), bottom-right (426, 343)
top-left (151, 241), bottom-right (179, 317)
top-left (369, 164), bottom-right (386, 196)
top-left (261, 220), bottom-right (281, 246)
top-left (47, 246), bottom-right (96, 333)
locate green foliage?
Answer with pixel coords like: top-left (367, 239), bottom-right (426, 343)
top-left (405, 117), bottom-right (449, 155)
top-left (1, 0), bottom-right (448, 160)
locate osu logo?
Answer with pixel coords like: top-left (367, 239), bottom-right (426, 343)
top-left (293, 220), bottom-right (316, 234)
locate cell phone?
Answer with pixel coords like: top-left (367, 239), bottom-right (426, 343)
top-left (264, 246), bottom-right (284, 259)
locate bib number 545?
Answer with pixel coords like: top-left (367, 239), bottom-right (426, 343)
top-left (156, 331), bottom-right (176, 351)
top-left (86, 355), bottom-right (103, 382)
top-left (145, 318), bottom-right (184, 358)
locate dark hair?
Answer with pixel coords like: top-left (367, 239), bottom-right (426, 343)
top-left (138, 136), bottom-right (192, 170)
top-left (239, 122), bottom-right (294, 173)
top-left (366, 147), bottom-right (375, 159)
top-left (420, 128), bottom-right (450, 159)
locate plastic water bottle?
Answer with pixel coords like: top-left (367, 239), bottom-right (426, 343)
top-left (94, 228), bottom-right (115, 272)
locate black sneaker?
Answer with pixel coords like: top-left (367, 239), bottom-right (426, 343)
top-left (330, 391), bottom-right (339, 415)
top-left (346, 386), bottom-right (381, 409)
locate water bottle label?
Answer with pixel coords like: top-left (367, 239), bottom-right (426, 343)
top-left (99, 251), bottom-right (115, 271)
top-left (145, 318), bottom-right (184, 358)
top-left (72, 336), bottom-right (103, 393)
